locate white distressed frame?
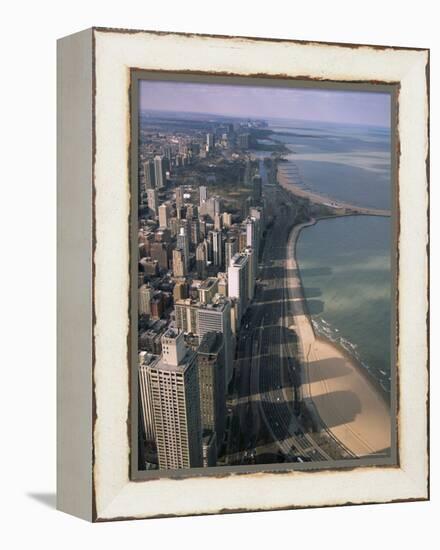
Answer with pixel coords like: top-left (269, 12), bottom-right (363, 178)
top-left (89, 29), bottom-right (429, 521)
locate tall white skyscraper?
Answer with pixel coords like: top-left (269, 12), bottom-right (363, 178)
top-left (228, 252), bottom-right (249, 322)
top-left (147, 329), bottom-right (203, 470)
top-left (206, 133), bottom-right (214, 152)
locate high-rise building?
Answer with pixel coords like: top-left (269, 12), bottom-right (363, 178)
top-left (214, 213), bottom-right (222, 231)
top-left (143, 160), bottom-right (155, 190)
top-left (138, 351), bottom-right (157, 442)
top-left (237, 133), bottom-right (250, 149)
top-left (146, 188), bottom-right (158, 217)
top-left (225, 237), bottom-right (238, 269)
top-left (252, 173), bottom-right (263, 202)
top-left (199, 185), bottom-right (208, 206)
top-left (172, 248), bottom-right (186, 278)
top-left (202, 430), bottom-right (217, 467)
top-left (198, 277), bottom-right (219, 305)
top-left (174, 298), bottom-right (199, 334)
top-left (197, 332), bottom-right (226, 446)
top-left (177, 226), bottom-right (190, 270)
top-left (147, 329), bottom-right (203, 470)
top-left (158, 203), bottom-right (169, 229)
top-left (196, 240), bottom-right (208, 279)
top-left (190, 218), bottom-right (200, 247)
top-left (217, 272), bottom-right (228, 297)
top-left (228, 252), bottom-right (249, 322)
top-left (175, 186), bottom-right (184, 211)
top-left (154, 155), bottom-right (166, 189)
top-left (206, 133), bottom-right (214, 153)
top-left (197, 297), bottom-right (233, 385)
top-left (173, 280), bottom-right (188, 302)
top-left (244, 246), bottom-right (255, 302)
top-left (244, 157), bottom-right (252, 186)
top-left (222, 212), bottom-right (232, 228)
top-left (139, 284), bottom-right (152, 315)
top-left (211, 230), bottom-right (223, 268)
top-left (150, 241), bottom-right (169, 271)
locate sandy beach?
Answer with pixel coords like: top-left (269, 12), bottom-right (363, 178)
top-left (277, 165), bottom-right (391, 217)
top-left (286, 220), bottom-right (391, 457)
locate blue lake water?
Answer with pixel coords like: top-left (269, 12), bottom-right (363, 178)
top-left (296, 216), bottom-right (392, 392)
top-left (268, 120), bottom-right (392, 390)
top-left (270, 120), bottom-right (391, 210)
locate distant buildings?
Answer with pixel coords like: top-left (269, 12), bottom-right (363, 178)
top-left (237, 133), bottom-right (250, 149)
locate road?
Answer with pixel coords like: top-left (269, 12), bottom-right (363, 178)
top-left (226, 181), bottom-right (336, 464)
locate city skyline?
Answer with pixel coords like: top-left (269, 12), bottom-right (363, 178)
top-left (136, 81), bottom-right (393, 473)
top-left (140, 80), bottom-right (391, 127)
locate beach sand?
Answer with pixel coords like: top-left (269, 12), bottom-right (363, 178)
top-left (286, 221), bottom-right (391, 457)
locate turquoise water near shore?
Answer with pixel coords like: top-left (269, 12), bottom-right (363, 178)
top-left (296, 216), bottom-right (392, 392)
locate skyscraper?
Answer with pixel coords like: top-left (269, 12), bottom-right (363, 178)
top-left (175, 186), bottom-right (184, 212)
top-left (177, 226), bottom-right (190, 270)
top-left (146, 188), bottom-right (158, 217)
top-left (197, 297), bottom-right (233, 385)
top-left (139, 284), bottom-right (152, 315)
top-left (138, 351), bottom-right (156, 442)
top-left (197, 332), bottom-right (226, 447)
top-left (147, 329), bottom-right (203, 470)
top-left (199, 185), bottom-right (208, 206)
top-left (154, 155), bottom-right (166, 189)
top-left (172, 248), bottom-right (186, 278)
top-left (143, 160), bottom-right (155, 190)
top-left (211, 229), bottom-right (223, 268)
top-left (158, 203), bottom-right (169, 229)
top-left (225, 237), bottom-right (238, 269)
top-left (196, 240), bottom-right (208, 279)
top-left (228, 252), bottom-right (249, 322)
top-left (206, 132), bottom-right (214, 153)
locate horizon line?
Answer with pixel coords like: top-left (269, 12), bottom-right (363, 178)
top-left (139, 108), bottom-right (391, 129)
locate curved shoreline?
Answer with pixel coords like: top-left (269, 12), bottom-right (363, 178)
top-left (286, 218), bottom-right (391, 457)
top-left (295, 216), bottom-right (391, 404)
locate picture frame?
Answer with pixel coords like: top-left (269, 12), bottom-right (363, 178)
top-left (57, 27), bottom-right (429, 522)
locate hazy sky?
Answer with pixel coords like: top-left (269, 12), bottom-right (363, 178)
top-left (140, 80), bottom-right (391, 127)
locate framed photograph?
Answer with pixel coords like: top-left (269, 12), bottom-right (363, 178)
top-left (57, 27), bottom-right (429, 521)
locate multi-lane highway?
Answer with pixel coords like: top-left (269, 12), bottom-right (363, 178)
top-left (226, 182), bottom-right (340, 465)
